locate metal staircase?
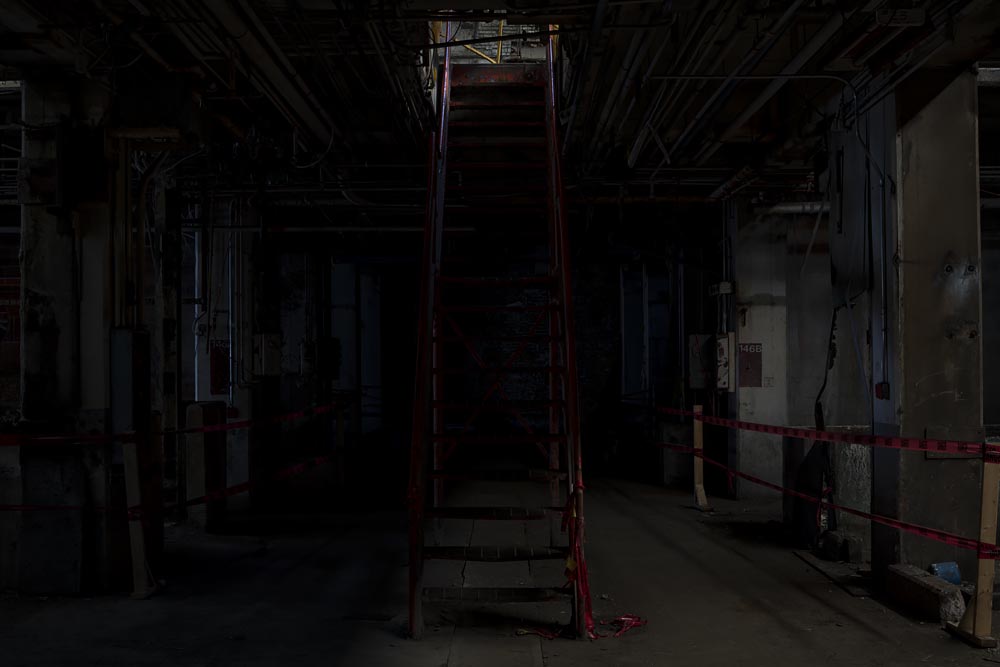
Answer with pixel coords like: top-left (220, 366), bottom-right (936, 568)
top-left (408, 32), bottom-right (591, 639)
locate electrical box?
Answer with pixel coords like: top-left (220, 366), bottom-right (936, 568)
top-left (688, 334), bottom-right (714, 389)
top-left (716, 333), bottom-right (735, 392)
top-left (709, 281), bottom-right (734, 296)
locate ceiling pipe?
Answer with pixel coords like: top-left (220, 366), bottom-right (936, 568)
top-left (693, 2), bottom-right (879, 166)
top-left (179, 225), bottom-right (473, 233)
top-left (93, 0), bottom-right (204, 77)
top-left (762, 201), bottom-right (829, 215)
top-left (585, 6), bottom-right (667, 166)
top-left (650, 73), bottom-right (892, 193)
top-left (659, 0), bottom-right (812, 163)
top-left (201, 0), bottom-right (337, 151)
top-left (563, 0), bottom-right (611, 150)
top-left (625, 0), bottom-right (721, 167)
top-left (641, 0), bottom-right (737, 153)
top-left (649, 0), bottom-right (740, 125)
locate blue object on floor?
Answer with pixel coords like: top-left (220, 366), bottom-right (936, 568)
top-left (929, 561), bottom-right (961, 585)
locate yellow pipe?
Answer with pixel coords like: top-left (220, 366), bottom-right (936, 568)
top-left (462, 44), bottom-right (497, 64)
top-left (496, 20), bottom-right (504, 64)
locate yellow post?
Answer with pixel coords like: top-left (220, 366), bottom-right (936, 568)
top-left (693, 405), bottom-right (710, 511)
top-left (946, 454), bottom-right (999, 648)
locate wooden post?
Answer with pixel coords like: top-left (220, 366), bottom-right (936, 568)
top-left (946, 455), bottom-right (1000, 648)
top-left (693, 405), bottom-right (710, 511)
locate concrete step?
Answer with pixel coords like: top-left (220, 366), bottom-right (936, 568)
top-left (423, 545), bottom-right (568, 561)
top-left (427, 506), bottom-right (561, 520)
top-left (423, 586), bottom-right (570, 603)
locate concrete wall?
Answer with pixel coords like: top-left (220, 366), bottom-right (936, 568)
top-left (11, 79), bottom-right (118, 593)
top-left (734, 215), bottom-right (787, 498)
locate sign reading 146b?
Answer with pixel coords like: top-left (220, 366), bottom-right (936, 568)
top-left (738, 343), bottom-right (762, 388)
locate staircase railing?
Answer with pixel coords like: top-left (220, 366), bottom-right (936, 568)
top-left (545, 32), bottom-right (592, 639)
top-left (408, 21), bottom-right (453, 641)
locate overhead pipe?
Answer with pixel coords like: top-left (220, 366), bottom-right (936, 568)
top-left (637, 0), bottom-right (736, 163)
top-left (92, 0), bottom-right (204, 77)
top-left (586, 3), bottom-right (676, 170)
top-left (692, 2), bottom-right (880, 166)
top-left (179, 225), bottom-right (475, 233)
top-left (649, 74), bottom-right (891, 187)
top-left (761, 201), bottom-right (830, 215)
top-left (625, 0), bottom-right (720, 167)
top-left (562, 0), bottom-right (611, 150)
top-left (662, 0), bottom-right (812, 163)
top-left (201, 0), bottom-right (337, 151)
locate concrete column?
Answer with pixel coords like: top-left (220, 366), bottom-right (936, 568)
top-left (894, 71), bottom-right (983, 577)
top-left (15, 78), bottom-right (117, 593)
top-left (20, 82), bottom-right (75, 422)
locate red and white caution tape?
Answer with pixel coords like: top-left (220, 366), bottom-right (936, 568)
top-left (0, 400), bottom-right (350, 448)
top-left (656, 441), bottom-right (1000, 559)
top-left (657, 406), bottom-right (998, 460)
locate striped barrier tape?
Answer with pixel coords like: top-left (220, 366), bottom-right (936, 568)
top-left (0, 400), bottom-right (350, 447)
top-left (656, 406), bottom-right (999, 461)
top-left (656, 441), bottom-right (1000, 559)
top-left (0, 453), bottom-right (335, 517)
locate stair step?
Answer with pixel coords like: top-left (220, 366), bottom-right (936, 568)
top-left (438, 276), bottom-right (554, 286)
top-left (449, 120), bottom-right (546, 128)
top-left (441, 256), bottom-right (553, 264)
top-left (450, 64), bottom-right (546, 88)
top-left (445, 184), bottom-right (548, 193)
top-left (432, 367), bottom-right (566, 376)
top-left (437, 304), bottom-right (556, 313)
top-left (444, 205), bottom-right (549, 213)
top-left (449, 101), bottom-right (545, 110)
top-left (423, 586), bottom-right (570, 603)
top-left (430, 468), bottom-right (566, 482)
top-left (432, 399), bottom-right (564, 409)
top-left (433, 335), bottom-right (557, 343)
top-left (424, 546), bottom-right (568, 562)
top-left (449, 161), bottom-right (546, 170)
top-left (449, 138), bottom-right (546, 148)
top-left (427, 506), bottom-right (559, 520)
top-left (443, 206), bottom-right (547, 214)
top-left (430, 434), bottom-right (567, 444)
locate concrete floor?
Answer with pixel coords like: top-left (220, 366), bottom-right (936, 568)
top-left (1, 479), bottom-right (993, 666)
